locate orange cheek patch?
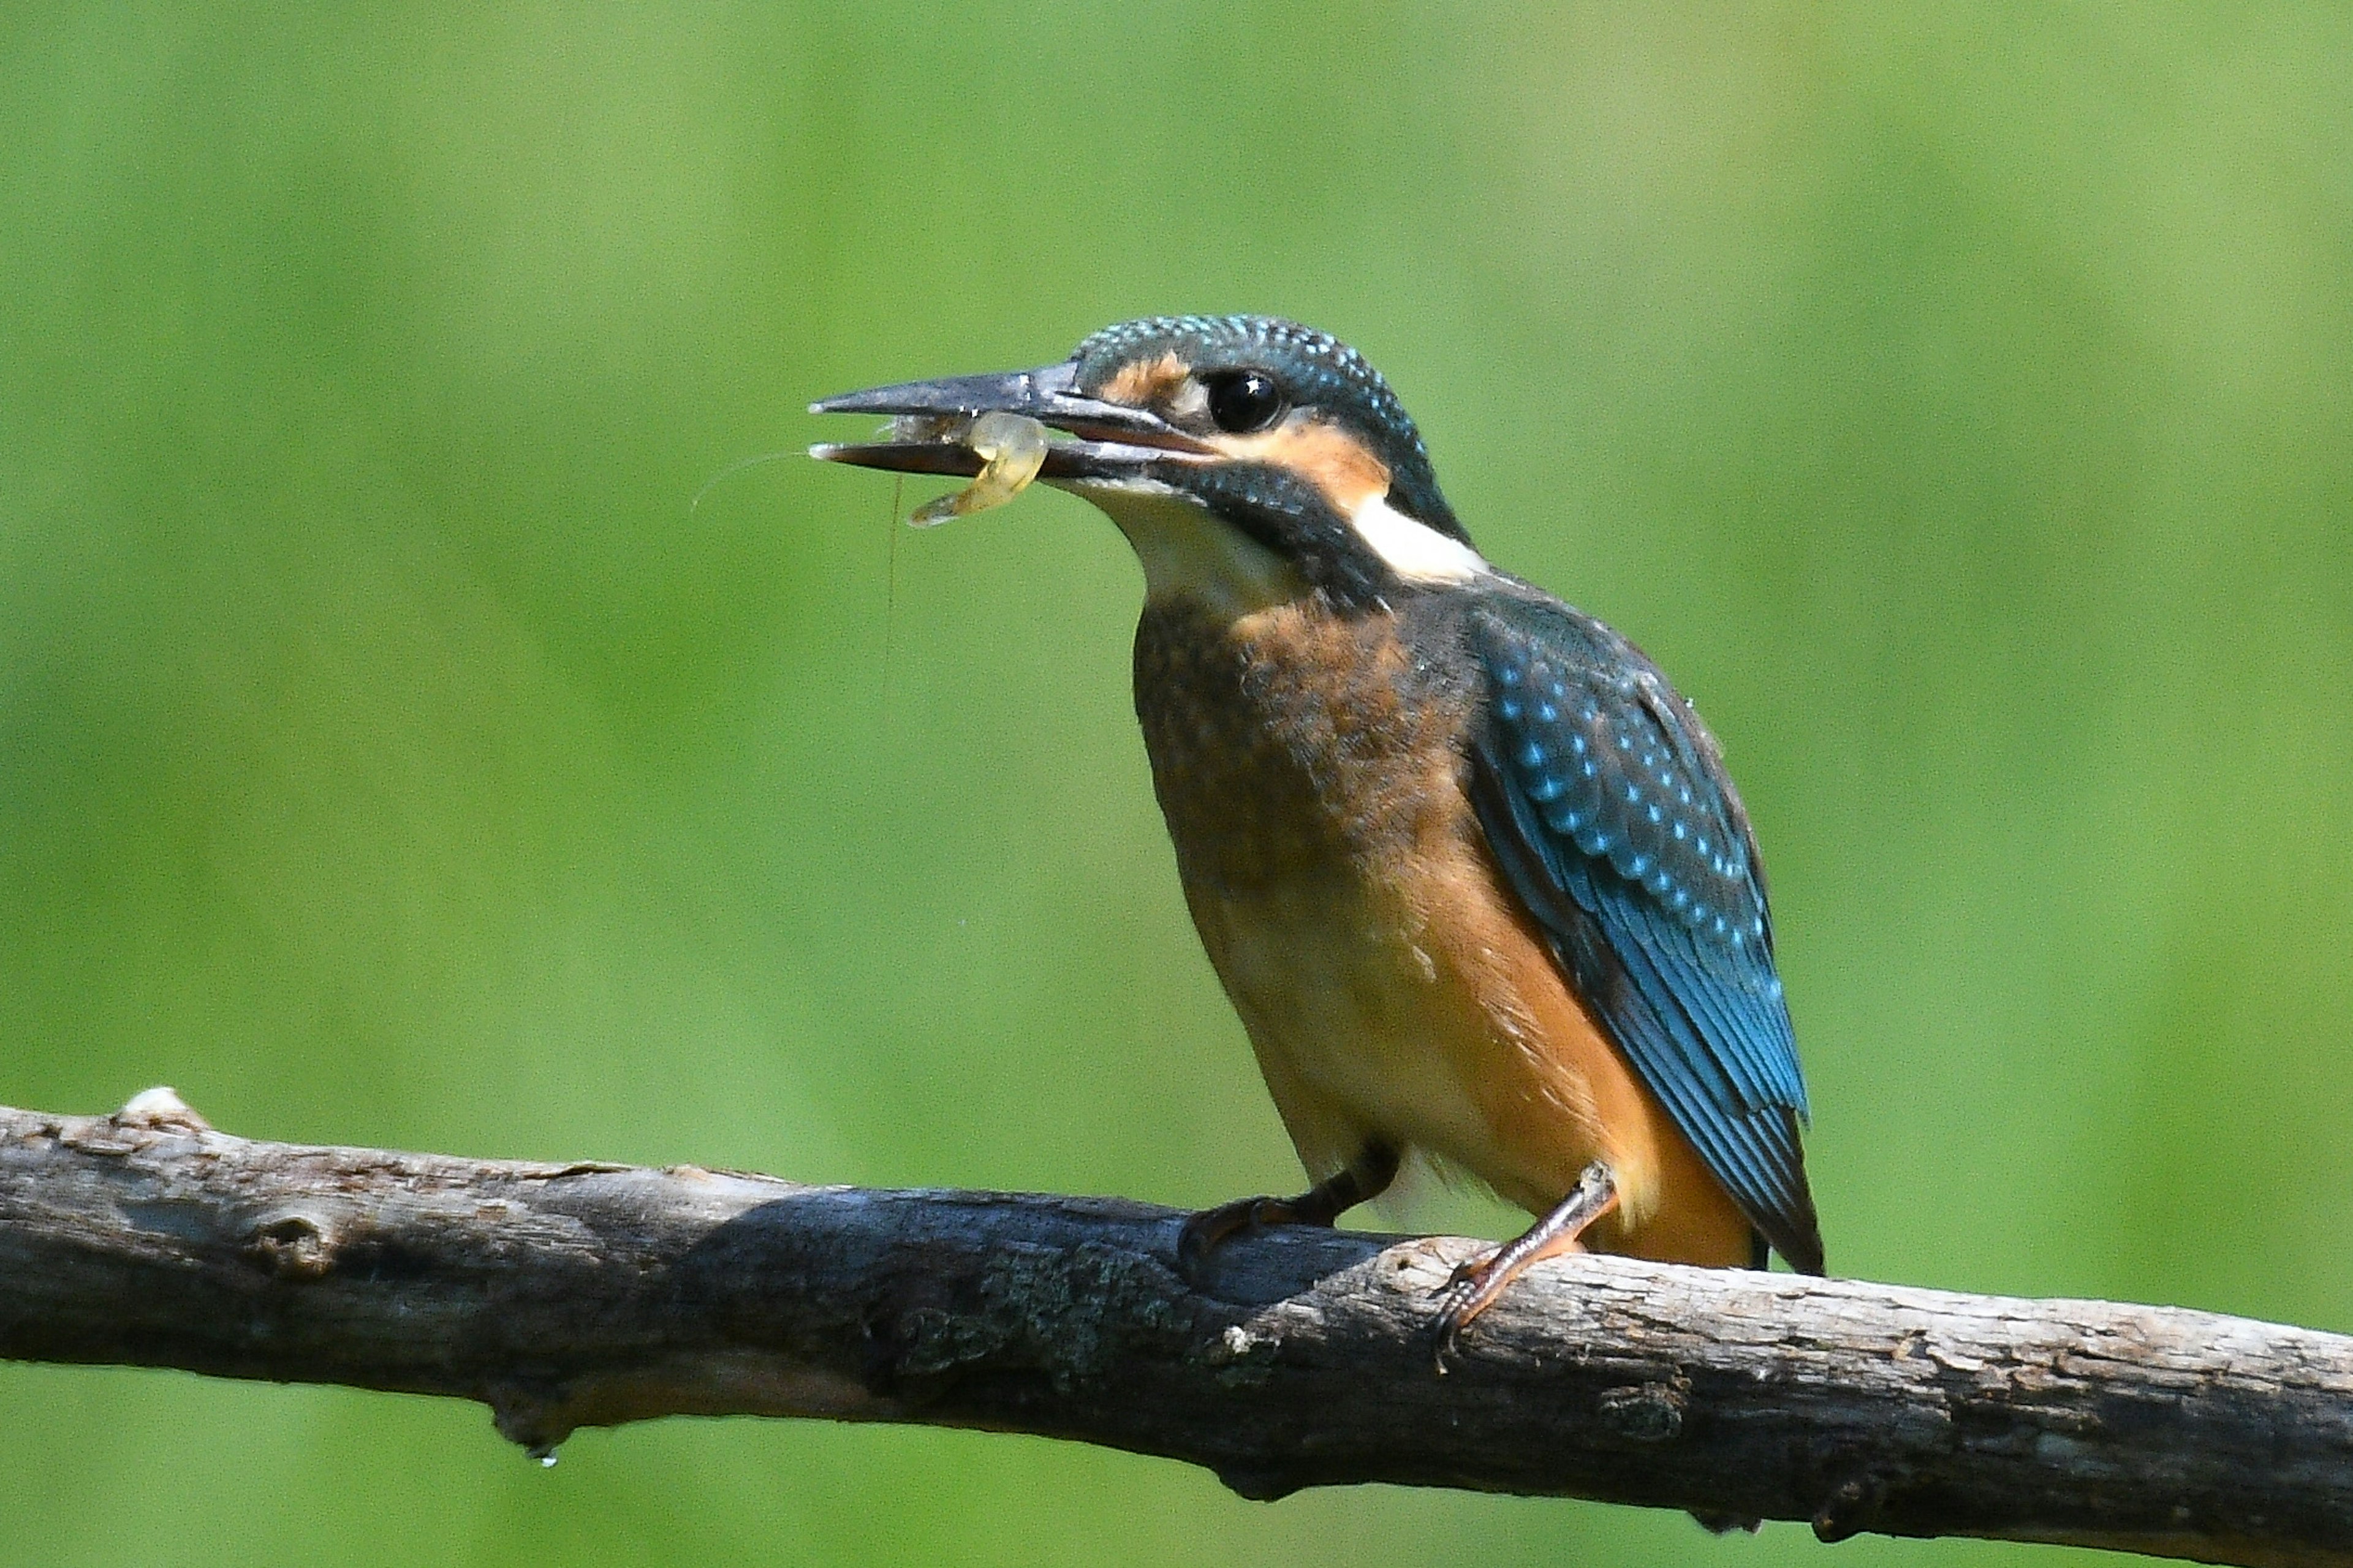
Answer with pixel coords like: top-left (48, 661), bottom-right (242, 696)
top-left (1101, 352), bottom-right (1192, 407)
top-left (1222, 420), bottom-right (1393, 515)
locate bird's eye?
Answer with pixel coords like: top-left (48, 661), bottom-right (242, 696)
top-left (1204, 370), bottom-right (1287, 434)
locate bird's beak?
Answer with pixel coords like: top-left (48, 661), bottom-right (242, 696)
top-left (808, 359), bottom-right (1213, 483)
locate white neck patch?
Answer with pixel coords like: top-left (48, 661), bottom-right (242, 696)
top-left (1350, 491), bottom-right (1490, 584)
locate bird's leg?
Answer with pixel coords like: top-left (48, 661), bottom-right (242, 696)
top-left (1431, 1161), bottom-right (1618, 1368)
top-left (1177, 1142), bottom-right (1400, 1279)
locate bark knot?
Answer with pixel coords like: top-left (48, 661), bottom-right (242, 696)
top-left (1594, 1379), bottom-right (1687, 1444)
top-left (243, 1212), bottom-right (337, 1280)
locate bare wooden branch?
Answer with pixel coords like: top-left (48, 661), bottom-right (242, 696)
top-left (4, 1091), bottom-right (2350, 1566)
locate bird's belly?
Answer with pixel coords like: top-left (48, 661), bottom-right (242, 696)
top-left (1185, 800), bottom-right (1694, 1225)
top-left (1191, 839), bottom-right (1753, 1262)
top-left (1192, 863), bottom-right (1585, 1194)
top-left (1134, 595), bottom-right (1752, 1263)
top-left (1136, 596), bottom-right (1613, 1209)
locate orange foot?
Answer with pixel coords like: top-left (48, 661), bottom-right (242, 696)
top-left (1432, 1161), bottom-right (1618, 1370)
top-left (1176, 1145), bottom-right (1400, 1283)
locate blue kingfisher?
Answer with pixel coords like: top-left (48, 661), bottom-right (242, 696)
top-left (813, 315), bottom-right (1821, 1344)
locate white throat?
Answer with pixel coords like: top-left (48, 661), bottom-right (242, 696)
top-left (1069, 480), bottom-right (1303, 616)
top-left (1064, 477), bottom-right (1490, 615)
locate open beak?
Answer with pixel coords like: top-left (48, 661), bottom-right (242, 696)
top-left (808, 359), bottom-right (1212, 484)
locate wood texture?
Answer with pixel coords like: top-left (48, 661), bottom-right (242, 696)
top-left (4, 1091), bottom-right (2351, 1565)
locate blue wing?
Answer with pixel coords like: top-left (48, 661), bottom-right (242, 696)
top-left (1465, 591), bottom-right (1822, 1272)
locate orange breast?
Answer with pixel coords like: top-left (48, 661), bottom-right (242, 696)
top-left (1134, 593), bottom-right (1752, 1266)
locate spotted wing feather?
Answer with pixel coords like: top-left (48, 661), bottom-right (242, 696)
top-left (1466, 593), bottom-right (1822, 1272)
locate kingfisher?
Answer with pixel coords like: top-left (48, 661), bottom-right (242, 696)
top-left (812, 316), bottom-right (1822, 1344)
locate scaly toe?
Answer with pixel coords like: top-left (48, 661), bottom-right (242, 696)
top-left (1428, 1280), bottom-right (1484, 1373)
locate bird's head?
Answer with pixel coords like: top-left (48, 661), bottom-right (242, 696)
top-left (813, 315), bottom-right (1488, 612)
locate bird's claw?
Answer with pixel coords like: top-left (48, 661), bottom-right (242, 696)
top-left (1428, 1249), bottom-right (1502, 1373)
top-left (1176, 1195), bottom-right (1281, 1283)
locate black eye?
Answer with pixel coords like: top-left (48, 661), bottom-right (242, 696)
top-left (1205, 369), bottom-right (1287, 434)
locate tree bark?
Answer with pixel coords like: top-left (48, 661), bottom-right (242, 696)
top-left (3, 1090), bottom-right (2349, 1566)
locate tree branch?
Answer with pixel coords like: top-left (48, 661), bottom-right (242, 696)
top-left (4, 1091), bottom-right (2349, 1565)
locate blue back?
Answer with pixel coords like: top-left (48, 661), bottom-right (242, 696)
top-left (1465, 590), bottom-right (1822, 1271)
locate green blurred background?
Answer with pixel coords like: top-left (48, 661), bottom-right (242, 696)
top-left (4, 4), bottom-right (2350, 1564)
